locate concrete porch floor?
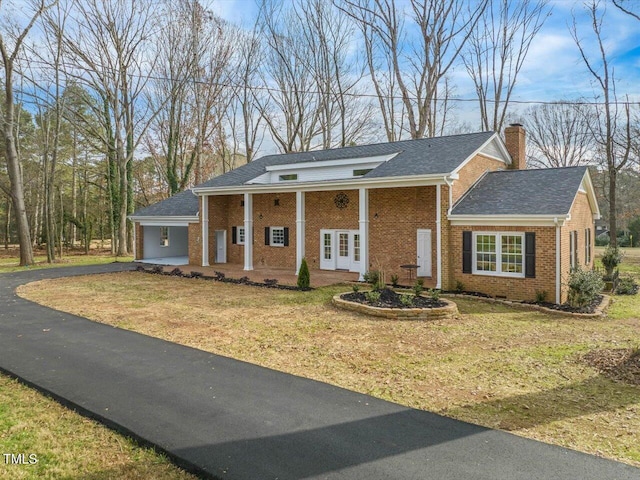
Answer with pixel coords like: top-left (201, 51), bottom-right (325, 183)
top-left (160, 263), bottom-right (360, 288)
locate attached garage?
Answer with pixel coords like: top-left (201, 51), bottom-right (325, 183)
top-left (129, 190), bottom-right (199, 265)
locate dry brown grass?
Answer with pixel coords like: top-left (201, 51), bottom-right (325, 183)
top-left (18, 272), bottom-right (640, 468)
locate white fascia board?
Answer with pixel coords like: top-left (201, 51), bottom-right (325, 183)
top-left (129, 216), bottom-right (199, 227)
top-left (451, 133), bottom-right (510, 175)
top-left (448, 214), bottom-right (569, 227)
top-left (581, 170), bottom-right (601, 219)
top-left (264, 152), bottom-right (399, 172)
top-left (193, 174), bottom-right (449, 196)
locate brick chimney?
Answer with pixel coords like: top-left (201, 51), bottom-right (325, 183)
top-left (504, 123), bottom-right (526, 170)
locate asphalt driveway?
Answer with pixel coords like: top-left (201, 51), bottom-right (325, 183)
top-left (0, 263), bottom-right (638, 479)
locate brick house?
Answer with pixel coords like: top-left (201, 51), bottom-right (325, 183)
top-left (130, 125), bottom-right (599, 304)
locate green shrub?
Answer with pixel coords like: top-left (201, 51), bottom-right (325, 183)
top-left (428, 288), bottom-right (440, 301)
top-left (400, 294), bottom-right (414, 307)
top-left (615, 276), bottom-right (639, 295)
top-left (601, 245), bottom-right (623, 279)
top-left (352, 284), bottom-right (360, 293)
top-left (595, 233), bottom-right (610, 247)
top-left (454, 280), bottom-right (465, 293)
top-left (566, 267), bottom-right (605, 308)
top-left (365, 290), bottom-right (381, 304)
top-left (412, 278), bottom-right (424, 297)
top-left (297, 258), bottom-right (310, 289)
top-left (535, 290), bottom-right (548, 303)
top-left (363, 270), bottom-right (385, 290)
top-left (390, 274), bottom-right (399, 288)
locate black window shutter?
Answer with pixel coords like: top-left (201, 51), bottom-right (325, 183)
top-left (462, 231), bottom-right (472, 274)
top-left (265, 227), bottom-right (270, 246)
top-left (525, 232), bottom-right (536, 278)
top-left (232, 226), bottom-right (237, 244)
top-left (283, 227), bottom-right (290, 247)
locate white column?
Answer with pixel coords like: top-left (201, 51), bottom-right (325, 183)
top-left (202, 195), bottom-right (209, 266)
top-left (296, 191), bottom-right (305, 274)
top-left (358, 188), bottom-right (369, 281)
top-left (436, 184), bottom-right (442, 289)
top-left (244, 193), bottom-right (253, 271)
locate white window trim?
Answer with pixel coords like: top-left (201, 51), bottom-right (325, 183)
top-left (160, 226), bottom-right (170, 247)
top-left (237, 226), bottom-right (245, 245)
top-left (472, 231), bottom-right (525, 278)
top-left (569, 230), bottom-right (577, 270)
top-left (271, 226), bottom-right (285, 247)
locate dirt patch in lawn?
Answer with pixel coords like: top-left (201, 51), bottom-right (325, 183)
top-left (18, 272), bottom-right (640, 468)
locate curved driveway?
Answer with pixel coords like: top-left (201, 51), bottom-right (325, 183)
top-left (0, 263), bottom-right (638, 479)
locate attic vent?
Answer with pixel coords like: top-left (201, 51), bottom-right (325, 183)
top-left (353, 168), bottom-right (373, 177)
top-left (279, 174), bottom-right (297, 181)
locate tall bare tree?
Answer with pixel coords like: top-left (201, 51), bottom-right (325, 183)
top-left (463, 0), bottom-right (550, 132)
top-left (571, 1), bottom-right (636, 247)
top-left (521, 101), bottom-right (595, 168)
top-left (0, 0), bottom-right (55, 265)
top-left (613, 0), bottom-right (640, 21)
top-left (61, 0), bottom-right (159, 255)
top-left (337, 0), bottom-right (487, 139)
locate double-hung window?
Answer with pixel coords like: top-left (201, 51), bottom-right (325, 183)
top-left (585, 228), bottom-right (591, 264)
top-left (237, 226), bottom-right (245, 245)
top-left (473, 232), bottom-right (524, 277)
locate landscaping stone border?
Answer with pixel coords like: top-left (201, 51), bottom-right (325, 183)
top-left (332, 293), bottom-right (458, 320)
top-left (445, 293), bottom-right (612, 318)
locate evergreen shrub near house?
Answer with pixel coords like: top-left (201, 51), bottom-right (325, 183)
top-left (601, 245), bottom-right (623, 279)
top-left (412, 278), bottom-right (424, 297)
top-left (297, 258), bottom-right (310, 289)
top-left (595, 233), bottom-right (610, 247)
top-left (615, 276), bottom-right (639, 295)
top-left (566, 267), bottom-right (605, 308)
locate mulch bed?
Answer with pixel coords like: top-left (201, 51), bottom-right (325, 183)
top-left (583, 348), bottom-right (640, 385)
top-left (341, 288), bottom-right (447, 309)
top-left (522, 295), bottom-right (605, 314)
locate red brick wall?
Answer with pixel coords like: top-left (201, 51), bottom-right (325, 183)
top-left (304, 190), bottom-right (359, 271)
top-left (253, 192), bottom-right (297, 269)
top-left (452, 155), bottom-right (505, 204)
top-left (559, 192), bottom-right (595, 302)
top-left (369, 186), bottom-right (438, 287)
top-left (188, 222), bottom-right (201, 266)
top-left (449, 225), bottom-right (557, 302)
top-left (134, 223), bottom-right (144, 260)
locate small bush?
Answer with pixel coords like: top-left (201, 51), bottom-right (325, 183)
top-left (239, 276), bottom-right (250, 284)
top-left (352, 284), bottom-right (360, 293)
top-left (390, 274), bottom-right (399, 288)
top-left (214, 271), bottom-right (226, 280)
top-left (365, 290), bottom-right (381, 304)
top-left (428, 288), bottom-right (440, 301)
top-left (412, 278), bottom-right (424, 297)
top-left (535, 290), bottom-right (548, 303)
top-left (400, 294), bottom-right (414, 307)
top-left (601, 245), bottom-right (623, 279)
top-left (455, 280), bottom-right (465, 293)
top-left (566, 267), bottom-right (605, 308)
top-left (363, 270), bottom-right (380, 285)
top-left (595, 233), bottom-right (610, 247)
top-left (264, 278), bottom-right (278, 286)
top-left (615, 276), bottom-right (639, 295)
top-left (297, 258), bottom-right (310, 289)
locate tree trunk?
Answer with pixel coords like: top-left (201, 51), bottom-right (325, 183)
top-left (609, 168), bottom-right (617, 247)
top-left (3, 82), bottom-right (34, 266)
top-left (4, 197), bottom-right (10, 249)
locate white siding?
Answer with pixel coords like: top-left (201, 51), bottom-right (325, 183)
top-left (143, 226), bottom-right (189, 259)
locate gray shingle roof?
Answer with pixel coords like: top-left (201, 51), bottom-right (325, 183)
top-left (450, 166), bottom-right (588, 216)
top-left (195, 131), bottom-right (496, 188)
top-left (131, 189), bottom-right (199, 217)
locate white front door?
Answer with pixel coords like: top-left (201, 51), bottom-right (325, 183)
top-left (215, 230), bottom-right (226, 263)
top-left (417, 229), bottom-right (432, 277)
top-left (336, 231), bottom-right (350, 270)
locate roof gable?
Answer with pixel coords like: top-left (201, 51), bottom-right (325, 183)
top-left (449, 166), bottom-right (592, 217)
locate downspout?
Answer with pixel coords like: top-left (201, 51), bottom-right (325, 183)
top-left (436, 184), bottom-right (442, 289)
top-left (555, 217), bottom-right (561, 304)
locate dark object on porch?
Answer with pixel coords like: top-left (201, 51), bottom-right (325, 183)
top-left (400, 264), bottom-right (419, 280)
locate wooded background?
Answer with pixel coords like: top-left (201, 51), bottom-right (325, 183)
top-left (0, 0), bottom-right (638, 265)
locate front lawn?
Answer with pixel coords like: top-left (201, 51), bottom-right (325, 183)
top-left (18, 272), bottom-right (640, 468)
top-left (0, 246), bottom-right (132, 274)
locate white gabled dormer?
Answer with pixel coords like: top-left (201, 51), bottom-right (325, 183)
top-left (245, 152), bottom-right (399, 185)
